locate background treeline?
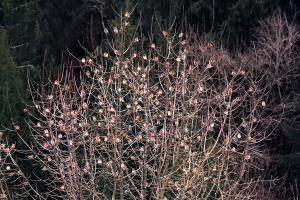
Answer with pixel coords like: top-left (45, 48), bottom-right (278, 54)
top-left (1, 0), bottom-right (300, 198)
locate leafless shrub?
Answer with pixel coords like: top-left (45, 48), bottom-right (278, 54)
top-left (1, 9), bottom-right (300, 200)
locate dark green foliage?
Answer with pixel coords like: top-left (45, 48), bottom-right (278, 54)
top-left (0, 29), bottom-right (29, 143)
top-left (221, 0), bottom-right (278, 47)
top-left (38, 0), bottom-right (105, 65)
top-left (0, 28), bottom-right (38, 196)
top-left (0, 0), bottom-right (44, 66)
top-left (277, 122), bottom-right (300, 197)
top-left (185, 0), bottom-right (280, 49)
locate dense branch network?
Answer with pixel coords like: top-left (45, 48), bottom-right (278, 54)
top-left (0, 10), bottom-right (299, 200)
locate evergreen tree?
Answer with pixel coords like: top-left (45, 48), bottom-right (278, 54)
top-left (0, 0), bottom-right (44, 67)
top-left (185, 0), bottom-right (279, 49)
top-left (0, 28), bottom-right (35, 197)
top-left (0, 29), bottom-right (29, 145)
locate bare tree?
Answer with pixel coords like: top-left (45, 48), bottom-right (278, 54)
top-left (1, 9), bottom-right (299, 200)
top-left (187, 9), bottom-right (300, 199)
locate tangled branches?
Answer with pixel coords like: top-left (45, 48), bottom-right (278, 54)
top-left (1, 9), bottom-right (299, 200)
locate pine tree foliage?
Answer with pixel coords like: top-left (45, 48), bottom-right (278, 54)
top-left (0, 29), bottom-right (29, 143)
top-left (186, 0), bottom-right (279, 48)
top-left (39, 0), bottom-right (105, 64)
top-left (0, 29), bottom-right (34, 198)
top-left (0, 0), bottom-right (43, 66)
